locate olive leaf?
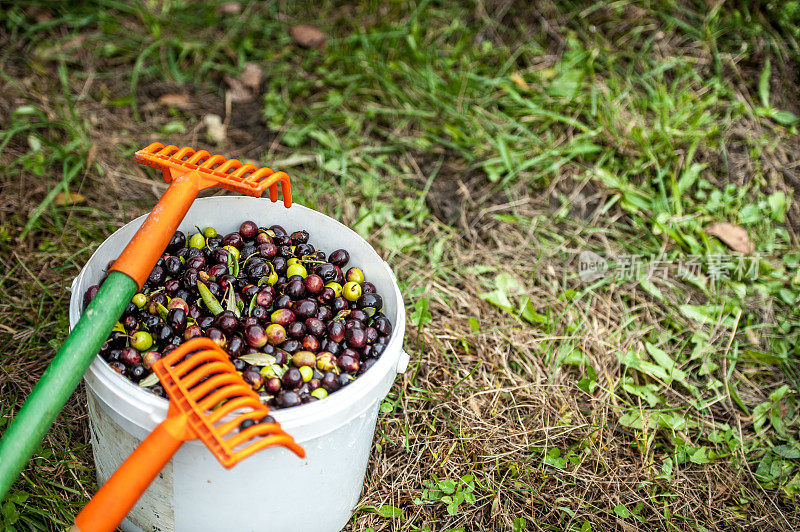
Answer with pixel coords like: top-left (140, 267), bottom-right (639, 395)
top-left (138, 372), bottom-right (160, 387)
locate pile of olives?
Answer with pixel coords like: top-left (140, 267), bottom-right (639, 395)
top-left (84, 221), bottom-right (393, 410)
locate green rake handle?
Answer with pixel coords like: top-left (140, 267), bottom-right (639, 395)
top-left (0, 271), bottom-right (138, 501)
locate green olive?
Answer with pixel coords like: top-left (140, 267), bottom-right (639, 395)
top-left (343, 281), bottom-right (362, 302)
top-left (287, 258), bottom-right (301, 266)
top-left (203, 226), bottom-right (218, 238)
top-left (131, 331), bottom-right (153, 351)
top-left (311, 388), bottom-right (328, 400)
top-left (224, 245), bottom-right (240, 261)
top-left (286, 263), bottom-right (307, 278)
top-left (132, 293), bottom-right (148, 309)
top-left (346, 267), bottom-right (365, 284)
top-left (325, 282), bottom-right (342, 298)
top-left (189, 233), bottom-right (205, 249)
top-left (299, 365), bottom-right (314, 382)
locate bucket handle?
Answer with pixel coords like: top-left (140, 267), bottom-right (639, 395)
top-left (396, 350), bottom-right (410, 374)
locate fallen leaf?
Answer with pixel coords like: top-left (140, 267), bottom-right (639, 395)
top-left (510, 72), bottom-right (529, 90)
top-left (157, 93), bottom-right (191, 109)
top-left (203, 114), bottom-right (226, 145)
top-left (705, 222), bottom-right (754, 254)
top-left (217, 2), bottom-right (242, 14)
top-left (289, 25), bottom-right (327, 50)
top-left (54, 191), bottom-right (86, 206)
top-left (239, 62), bottom-right (263, 91)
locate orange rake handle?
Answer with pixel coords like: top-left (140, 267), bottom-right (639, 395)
top-left (70, 411), bottom-right (190, 532)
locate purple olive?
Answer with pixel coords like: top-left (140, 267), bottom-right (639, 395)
top-left (287, 321), bottom-right (306, 339)
top-left (270, 308), bottom-right (295, 326)
top-left (227, 335), bottom-right (246, 357)
top-left (305, 317), bottom-right (325, 337)
top-left (304, 274), bottom-right (324, 294)
top-left (329, 249), bottom-right (349, 268)
top-left (283, 367), bottom-right (303, 388)
top-left (293, 299), bottom-right (318, 319)
top-left (328, 320), bottom-right (345, 343)
top-left (240, 221), bottom-right (258, 239)
top-left (337, 354), bottom-right (359, 373)
top-left (244, 324), bottom-right (268, 348)
top-left (302, 335), bottom-right (320, 352)
top-left (345, 327), bottom-right (366, 349)
top-left (221, 232), bottom-right (244, 249)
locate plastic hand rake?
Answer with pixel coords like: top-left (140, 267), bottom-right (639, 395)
top-left (70, 337), bottom-right (304, 532)
top-left (0, 143), bottom-right (292, 501)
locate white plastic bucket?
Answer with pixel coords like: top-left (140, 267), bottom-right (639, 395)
top-left (68, 197), bottom-right (408, 532)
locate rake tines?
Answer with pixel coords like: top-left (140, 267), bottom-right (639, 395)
top-left (153, 338), bottom-right (304, 467)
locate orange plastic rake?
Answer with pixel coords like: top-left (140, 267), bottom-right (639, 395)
top-left (71, 338), bottom-right (304, 532)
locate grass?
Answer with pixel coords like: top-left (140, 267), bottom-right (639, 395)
top-left (1, 0), bottom-right (800, 530)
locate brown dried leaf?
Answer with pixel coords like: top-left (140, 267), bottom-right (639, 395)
top-left (157, 93), bottom-right (192, 109)
top-left (223, 75), bottom-right (253, 103)
top-left (54, 191), bottom-right (86, 206)
top-left (289, 25), bottom-right (327, 50)
top-left (239, 62), bottom-right (263, 92)
top-left (217, 2), bottom-right (242, 14)
top-left (705, 222), bottom-right (754, 254)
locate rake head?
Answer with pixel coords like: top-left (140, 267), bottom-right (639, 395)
top-left (152, 338), bottom-right (304, 467)
top-left (135, 142), bottom-right (292, 206)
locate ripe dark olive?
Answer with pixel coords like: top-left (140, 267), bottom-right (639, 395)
top-left (361, 281), bottom-right (376, 294)
top-left (258, 242), bottom-right (278, 259)
top-left (332, 297), bottom-right (349, 313)
top-left (305, 317), bottom-right (326, 337)
top-left (302, 335), bottom-right (320, 352)
top-left (356, 293), bottom-right (383, 316)
top-left (221, 232), bottom-right (243, 249)
top-left (328, 321), bottom-right (345, 343)
top-left (226, 335), bottom-right (245, 357)
top-left (242, 284), bottom-right (259, 298)
top-left (329, 249), bottom-right (349, 268)
top-left (196, 315), bottom-right (214, 330)
top-left (244, 324), bottom-right (268, 348)
top-left (278, 245), bottom-right (293, 258)
top-left (349, 309), bottom-right (367, 323)
top-left (287, 321), bottom-right (306, 339)
top-left (294, 243), bottom-right (314, 257)
top-left (207, 327), bottom-right (226, 347)
top-left (238, 418), bottom-right (256, 432)
top-left (167, 308), bottom-right (187, 334)
top-left (316, 306), bottom-right (333, 322)
top-left (290, 230), bottom-right (309, 245)
top-left (163, 279), bottom-right (180, 296)
top-left (109, 361), bottom-right (127, 375)
top-left (252, 306), bottom-right (268, 322)
top-left (83, 285), bottom-right (100, 310)
top-left (326, 341), bottom-right (343, 356)
top-left (184, 324), bottom-right (203, 341)
top-left (364, 326), bottom-right (379, 345)
top-left (256, 290), bottom-right (273, 308)
top-left (163, 255), bottom-right (182, 276)
top-left (129, 364), bottom-right (147, 382)
top-left (186, 247), bottom-right (202, 259)
top-left (373, 342), bottom-right (387, 356)
top-left (337, 354), bottom-right (359, 373)
top-left (233, 358), bottom-right (248, 372)
top-left (212, 248), bottom-right (229, 265)
top-left (269, 224), bottom-right (287, 237)
top-left (345, 327), bottom-right (367, 349)
top-left (341, 347), bottom-right (360, 361)
top-left (182, 268), bottom-right (199, 290)
top-left (273, 235), bottom-right (291, 246)
top-left (154, 323), bottom-right (174, 344)
top-left (338, 373), bottom-right (354, 387)
top-left (272, 256), bottom-right (288, 275)
top-left (345, 319), bottom-right (364, 331)
top-left (122, 315), bottom-right (138, 332)
top-left (168, 231), bottom-right (186, 251)
top-left (272, 349), bottom-right (289, 365)
top-left (245, 259), bottom-right (267, 280)
top-left (281, 339), bottom-right (301, 354)
top-left (242, 369), bottom-right (263, 391)
top-left (148, 266), bottom-right (165, 285)
top-left (293, 299), bottom-right (317, 319)
top-left (360, 358), bottom-right (377, 374)
top-left (242, 243), bottom-right (257, 259)
top-left (120, 347), bottom-right (142, 366)
top-left (277, 390), bottom-right (300, 408)
top-left (304, 274), bottom-right (324, 295)
top-left (255, 232), bottom-right (272, 245)
top-left (186, 255), bottom-right (206, 270)
top-left (208, 264), bottom-right (227, 279)
top-left (240, 221), bottom-right (258, 239)
top-left (285, 279), bottom-right (306, 300)
top-left (317, 287), bottom-right (335, 305)
top-left (315, 263), bottom-right (338, 283)
top-left (372, 315), bottom-right (392, 336)
top-left (321, 371), bottom-right (340, 392)
top-left (261, 377), bottom-right (280, 394)
top-left (362, 344), bottom-right (374, 358)
top-left (283, 367), bottom-right (303, 388)
top-left (214, 311), bottom-right (238, 335)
